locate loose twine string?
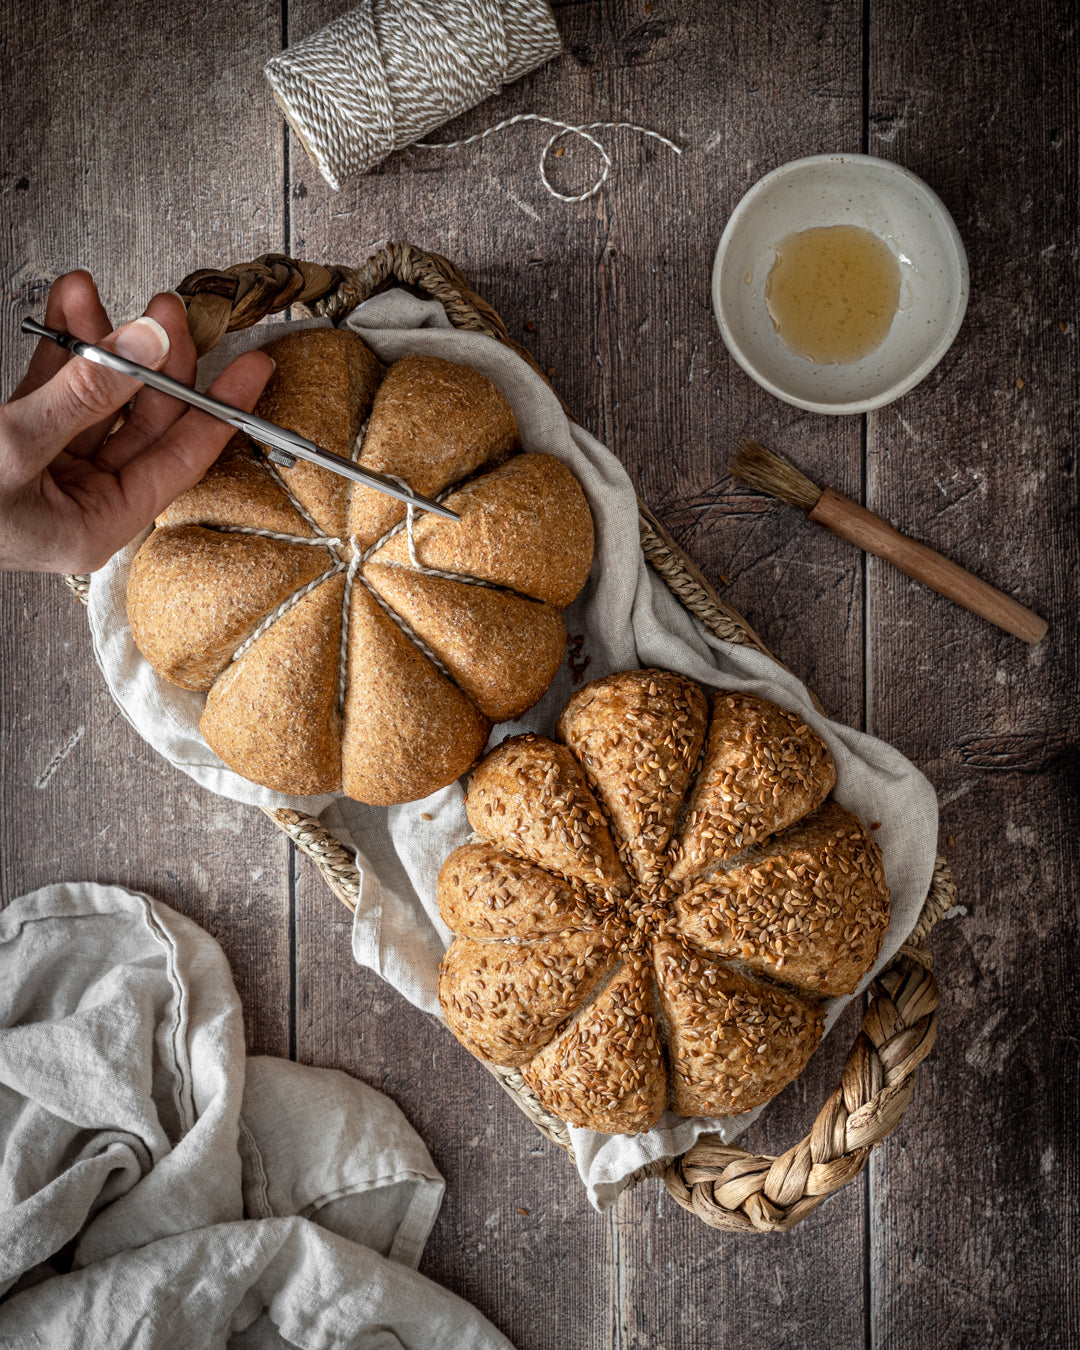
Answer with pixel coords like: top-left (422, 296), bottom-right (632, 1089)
top-left (417, 114), bottom-right (681, 203)
top-left (265, 0), bottom-right (680, 198)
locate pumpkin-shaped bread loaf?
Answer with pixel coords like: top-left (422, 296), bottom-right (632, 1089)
top-left (126, 328), bottom-right (595, 805)
top-left (437, 669), bottom-right (890, 1134)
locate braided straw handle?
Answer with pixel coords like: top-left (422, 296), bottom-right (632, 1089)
top-left (82, 243), bottom-right (952, 1233)
top-left (176, 242), bottom-right (551, 382)
top-left (666, 958), bottom-right (936, 1231)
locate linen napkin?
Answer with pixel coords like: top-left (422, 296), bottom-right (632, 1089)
top-left (86, 288), bottom-right (939, 1209)
top-left (0, 881), bottom-right (514, 1349)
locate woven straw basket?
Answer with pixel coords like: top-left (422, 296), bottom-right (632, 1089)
top-left (66, 241), bottom-right (955, 1234)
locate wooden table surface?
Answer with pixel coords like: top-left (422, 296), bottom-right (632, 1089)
top-left (2, 2), bottom-right (1077, 1345)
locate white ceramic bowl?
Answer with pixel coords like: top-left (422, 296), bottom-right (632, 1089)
top-left (713, 154), bottom-right (969, 414)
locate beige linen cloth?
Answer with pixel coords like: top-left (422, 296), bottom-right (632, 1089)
top-left (87, 289), bottom-right (940, 1209)
top-left (0, 881), bottom-right (513, 1349)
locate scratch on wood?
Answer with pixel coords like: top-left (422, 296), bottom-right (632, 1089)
top-left (965, 1010), bottom-right (1038, 1076)
top-left (35, 726), bottom-right (84, 789)
top-left (938, 777), bottom-right (980, 805)
top-left (496, 182), bottom-right (540, 222)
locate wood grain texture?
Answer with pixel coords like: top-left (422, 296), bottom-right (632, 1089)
top-left (866, 0), bottom-right (1079, 1345)
top-left (1, 0), bottom-right (1077, 1346)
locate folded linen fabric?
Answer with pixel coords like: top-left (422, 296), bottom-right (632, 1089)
top-left (0, 882), bottom-right (513, 1350)
top-left (87, 288), bottom-right (940, 1209)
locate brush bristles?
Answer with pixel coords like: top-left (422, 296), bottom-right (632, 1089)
top-left (729, 440), bottom-right (823, 513)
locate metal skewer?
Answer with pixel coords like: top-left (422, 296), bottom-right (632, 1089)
top-left (21, 318), bottom-right (462, 522)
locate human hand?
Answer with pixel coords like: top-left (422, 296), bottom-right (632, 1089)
top-left (0, 270), bottom-right (275, 573)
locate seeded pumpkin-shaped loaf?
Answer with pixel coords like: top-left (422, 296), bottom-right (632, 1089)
top-left (437, 670), bottom-right (890, 1134)
top-left (126, 328), bottom-right (595, 804)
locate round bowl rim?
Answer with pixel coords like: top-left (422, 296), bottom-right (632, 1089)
top-left (712, 153), bottom-right (970, 415)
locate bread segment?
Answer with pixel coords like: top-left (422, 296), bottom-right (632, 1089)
top-left (669, 692), bottom-right (835, 883)
top-left (437, 842), bottom-right (599, 941)
top-left (157, 436), bottom-right (314, 537)
top-left (127, 526), bottom-right (333, 692)
top-left (673, 801), bottom-right (890, 997)
top-left (652, 937), bottom-right (823, 1118)
top-left (341, 583), bottom-right (489, 806)
top-left (347, 354), bottom-right (518, 551)
top-left (466, 735), bottom-right (629, 892)
top-left (522, 960), bottom-right (668, 1134)
top-left (255, 328), bottom-right (384, 538)
top-left (200, 574), bottom-right (345, 795)
top-left (372, 453), bottom-right (594, 608)
top-left (362, 561), bottom-right (566, 722)
top-left (438, 929), bottom-right (619, 1068)
top-left (557, 669), bottom-right (708, 885)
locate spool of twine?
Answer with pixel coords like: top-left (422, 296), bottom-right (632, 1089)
top-left (265, 0), bottom-right (563, 190)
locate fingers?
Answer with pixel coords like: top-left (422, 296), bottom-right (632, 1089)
top-left (9, 270), bottom-right (113, 402)
top-left (114, 350), bottom-right (275, 526)
top-left (93, 293), bottom-right (199, 472)
top-left (0, 314), bottom-right (171, 482)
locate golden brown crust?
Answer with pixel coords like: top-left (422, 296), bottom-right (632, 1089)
top-left (255, 328), bottom-right (384, 538)
top-left (669, 692), bottom-right (835, 883)
top-left (522, 960), bottom-right (668, 1134)
top-left (156, 436), bottom-right (313, 537)
top-left (126, 526), bottom-right (332, 692)
top-left (465, 735), bottom-right (629, 892)
top-left (362, 562), bottom-right (566, 723)
top-left (347, 354), bottom-right (518, 551)
top-left (438, 929), bottom-right (619, 1069)
top-left (652, 937), bottom-right (824, 1118)
top-left (128, 340), bottom-right (593, 807)
top-left (557, 669), bottom-right (709, 885)
top-left (672, 802), bottom-right (890, 997)
top-left (341, 583), bottom-right (490, 805)
top-left (372, 453), bottom-right (594, 608)
top-left (436, 670), bottom-right (885, 1136)
top-left (200, 574), bottom-right (344, 796)
top-left (437, 842), bottom-right (600, 941)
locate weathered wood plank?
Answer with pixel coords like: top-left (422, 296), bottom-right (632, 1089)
top-left (0, 0), bottom-right (292, 1056)
top-left (867, 0), bottom-right (1079, 1345)
top-left (1, 1), bottom-right (1075, 1346)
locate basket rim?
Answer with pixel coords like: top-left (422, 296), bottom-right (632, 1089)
top-left (67, 240), bottom-right (953, 1234)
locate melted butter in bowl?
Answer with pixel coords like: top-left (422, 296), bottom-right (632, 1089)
top-left (712, 154), bottom-right (969, 414)
top-left (765, 224), bottom-right (901, 365)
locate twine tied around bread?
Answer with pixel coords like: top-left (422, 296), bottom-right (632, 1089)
top-left (207, 444), bottom-right (505, 709)
top-left (264, 0), bottom-right (680, 199)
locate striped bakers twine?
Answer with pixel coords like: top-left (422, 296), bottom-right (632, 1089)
top-left (202, 453), bottom-right (500, 709)
top-left (265, 1), bottom-right (681, 198)
top-left (265, 0), bottom-right (562, 190)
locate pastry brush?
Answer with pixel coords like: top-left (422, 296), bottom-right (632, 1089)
top-left (729, 440), bottom-right (1047, 644)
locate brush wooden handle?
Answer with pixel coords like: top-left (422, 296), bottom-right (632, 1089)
top-left (809, 487), bottom-right (1048, 644)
